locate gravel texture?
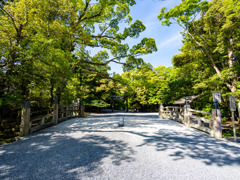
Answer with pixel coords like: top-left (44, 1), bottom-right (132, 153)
top-left (1, 112), bottom-right (240, 180)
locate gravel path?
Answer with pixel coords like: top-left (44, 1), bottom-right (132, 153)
top-left (1, 112), bottom-right (240, 180)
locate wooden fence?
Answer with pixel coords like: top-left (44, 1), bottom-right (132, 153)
top-left (159, 104), bottom-right (222, 138)
top-left (20, 100), bottom-right (84, 136)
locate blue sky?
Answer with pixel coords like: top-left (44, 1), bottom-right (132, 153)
top-left (108, 0), bottom-right (184, 74)
top-left (88, 0), bottom-right (184, 74)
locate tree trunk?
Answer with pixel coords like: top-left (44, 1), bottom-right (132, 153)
top-left (228, 38), bottom-right (234, 68)
top-left (56, 87), bottom-right (63, 104)
top-left (49, 79), bottom-right (54, 108)
top-left (228, 37), bottom-right (237, 93)
top-left (186, 30), bottom-right (235, 92)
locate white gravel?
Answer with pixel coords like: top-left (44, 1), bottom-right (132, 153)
top-left (1, 112), bottom-right (240, 180)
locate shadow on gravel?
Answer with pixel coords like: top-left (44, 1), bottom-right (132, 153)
top-left (137, 127), bottom-right (240, 167)
top-left (0, 133), bottom-right (135, 180)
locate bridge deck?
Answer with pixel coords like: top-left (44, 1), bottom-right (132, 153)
top-left (1, 112), bottom-right (240, 180)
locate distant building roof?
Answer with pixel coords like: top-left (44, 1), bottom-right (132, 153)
top-left (173, 95), bottom-right (200, 105)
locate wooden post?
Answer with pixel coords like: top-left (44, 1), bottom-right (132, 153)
top-left (53, 96), bottom-right (59, 125)
top-left (184, 97), bottom-right (191, 126)
top-left (211, 92), bottom-right (222, 138)
top-left (77, 99), bottom-right (81, 117)
top-left (197, 118), bottom-right (202, 129)
top-left (40, 117), bottom-right (45, 125)
top-left (80, 100), bottom-right (84, 117)
top-left (175, 108), bottom-right (179, 121)
top-left (180, 108), bottom-right (183, 122)
top-left (78, 99), bottom-right (84, 117)
top-left (166, 106), bottom-right (169, 119)
top-left (229, 96), bottom-right (237, 140)
top-left (170, 109), bottom-right (173, 120)
top-left (184, 105), bottom-right (191, 126)
top-left (212, 107), bottom-right (222, 138)
top-left (231, 111), bottom-right (237, 141)
top-left (159, 102), bottom-right (164, 119)
top-left (20, 100), bottom-right (31, 137)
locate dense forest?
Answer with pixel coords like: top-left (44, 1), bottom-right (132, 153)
top-left (0, 0), bottom-right (240, 141)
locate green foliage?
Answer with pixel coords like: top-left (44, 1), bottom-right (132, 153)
top-left (0, 0), bottom-right (157, 108)
top-left (120, 63), bottom-right (187, 111)
top-left (159, 0), bottom-right (240, 96)
top-left (0, 0), bottom-right (157, 139)
top-left (85, 100), bottom-right (110, 108)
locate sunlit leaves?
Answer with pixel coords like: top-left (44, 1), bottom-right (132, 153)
top-left (158, 0), bottom-right (209, 27)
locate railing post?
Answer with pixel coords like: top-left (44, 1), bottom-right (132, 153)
top-left (166, 107), bottom-right (169, 119)
top-left (197, 118), bottom-right (202, 128)
top-left (159, 101), bottom-right (164, 119)
top-left (80, 100), bottom-right (84, 117)
top-left (53, 96), bottom-right (59, 125)
top-left (175, 108), bottom-right (179, 121)
top-left (184, 105), bottom-right (190, 126)
top-left (170, 109), bottom-right (173, 120)
top-left (20, 99), bottom-right (31, 137)
top-left (212, 101), bottom-right (222, 138)
top-left (40, 117), bottom-right (45, 125)
top-left (180, 108), bottom-right (184, 121)
top-left (184, 98), bottom-right (191, 126)
top-left (78, 99), bottom-right (84, 117)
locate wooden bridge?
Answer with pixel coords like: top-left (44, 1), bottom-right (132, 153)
top-left (159, 104), bottom-right (222, 138)
top-left (1, 112), bottom-right (240, 179)
top-left (20, 99), bottom-right (223, 140)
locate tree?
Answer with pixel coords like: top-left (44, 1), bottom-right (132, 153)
top-left (0, 0), bottom-right (157, 108)
top-left (158, 0), bottom-right (240, 95)
top-left (120, 63), bottom-right (183, 111)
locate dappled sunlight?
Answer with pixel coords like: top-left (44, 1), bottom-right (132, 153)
top-left (138, 127), bottom-right (240, 167)
top-left (0, 165), bottom-right (14, 177)
top-left (0, 130), bottom-right (136, 180)
top-left (1, 112), bottom-right (240, 179)
top-left (49, 113), bottom-right (240, 168)
top-left (0, 150), bottom-right (6, 155)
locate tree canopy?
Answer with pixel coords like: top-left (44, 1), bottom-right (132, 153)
top-left (158, 0), bottom-right (240, 96)
top-left (0, 0), bottom-right (157, 108)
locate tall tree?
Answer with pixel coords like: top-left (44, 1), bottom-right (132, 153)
top-left (0, 0), bottom-right (157, 107)
top-left (158, 0), bottom-right (240, 95)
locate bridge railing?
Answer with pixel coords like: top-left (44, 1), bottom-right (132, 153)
top-left (162, 106), bottom-right (184, 122)
top-left (30, 112), bottom-right (54, 133)
top-left (20, 99), bottom-right (84, 136)
top-left (58, 104), bottom-right (81, 122)
top-left (160, 104), bottom-right (222, 138)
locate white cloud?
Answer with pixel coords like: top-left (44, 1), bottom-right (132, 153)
top-left (157, 33), bottom-right (182, 49)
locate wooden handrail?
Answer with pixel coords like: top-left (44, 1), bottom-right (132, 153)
top-left (166, 106), bottom-right (184, 109)
top-left (191, 115), bottom-right (212, 124)
top-left (31, 114), bottom-right (53, 122)
top-left (161, 106), bottom-right (213, 136)
top-left (20, 102), bottom-right (85, 136)
top-left (31, 105), bottom-right (80, 133)
top-left (189, 108), bottom-right (211, 115)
